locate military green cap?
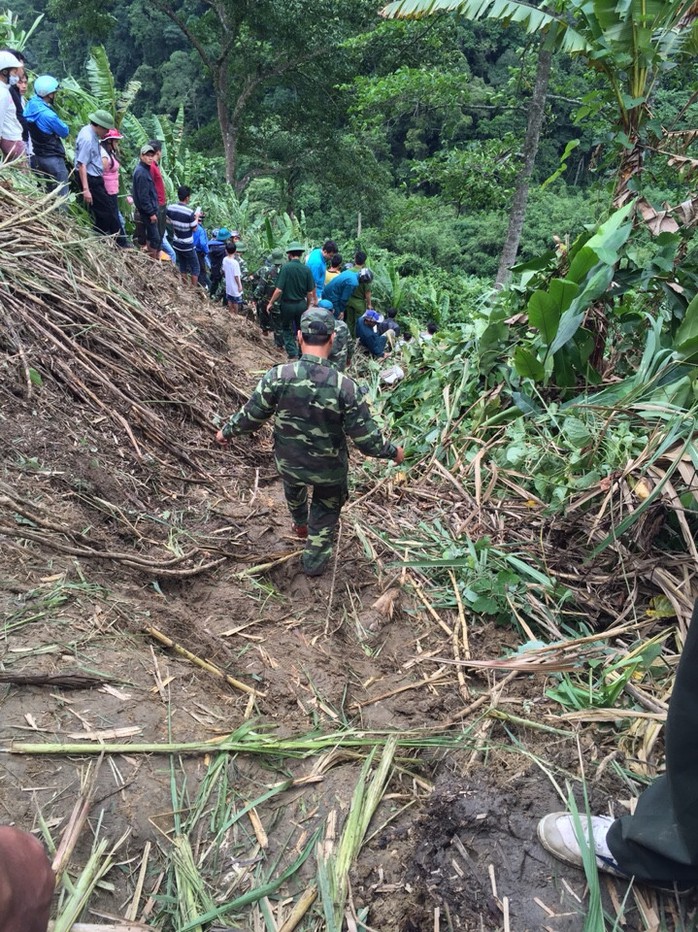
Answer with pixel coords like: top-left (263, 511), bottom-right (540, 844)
top-left (89, 109), bottom-right (115, 129)
top-left (270, 247), bottom-right (285, 263)
top-left (300, 307), bottom-right (335, 337)
top-left (286, 241), bottom-right (305, 254)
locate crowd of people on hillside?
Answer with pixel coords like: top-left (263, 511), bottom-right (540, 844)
top-left (1, 50), bottom-right (441, 370)
top-left (1, 51), bottom-right (426, 451)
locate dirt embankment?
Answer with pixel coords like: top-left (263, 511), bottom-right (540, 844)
top-left (1, 188), bottom-right (695, 930)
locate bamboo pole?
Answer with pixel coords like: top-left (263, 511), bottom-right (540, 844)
top-left (144, 626), bottom-right (262, 697)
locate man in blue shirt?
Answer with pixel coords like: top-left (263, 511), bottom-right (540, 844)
top-left (24, 74), bottom-right (69, 197)
top-left (323, 265), bottom-right (358, 321)
top-left (305, 240), bottom-right (337, 299)
top-left (193, 221), bottom-right (210, 289)
top-left (356, 309), bottom-right (388, 358)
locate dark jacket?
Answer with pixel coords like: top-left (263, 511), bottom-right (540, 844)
top-left (208, 240), bottom-right (227, 278)
top-left (9, 84), bottom-right (29, 141)
top-left (132, 161), bottom-right (159, 218)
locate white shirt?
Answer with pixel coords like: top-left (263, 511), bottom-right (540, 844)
top-left (0, 82), bottom-right (22, 142)
top-left (223, 255), bottom-right (242, 298)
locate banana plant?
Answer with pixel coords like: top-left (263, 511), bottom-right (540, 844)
top-left (84, 46), bottom-right (142, 129)
top-left (371, 261), bottom-right (409, 312)
top-left (512, 203), bottom-right (635, 387)
top-left (0, 9), bottom-right (43, 50)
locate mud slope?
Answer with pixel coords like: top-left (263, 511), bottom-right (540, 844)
top-left (1, 186), bottom-right (695, 931)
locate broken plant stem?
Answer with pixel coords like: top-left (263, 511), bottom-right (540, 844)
top-left (144, 625), bottom-right (262, 697)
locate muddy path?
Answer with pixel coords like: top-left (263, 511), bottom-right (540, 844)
top-left (1, 271), bottom-right (696, 931)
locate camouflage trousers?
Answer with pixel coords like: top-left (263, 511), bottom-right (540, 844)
top-left (256, 299), bottom-right (272, 333)
top-left (283, 479), bottom-right (348, 574)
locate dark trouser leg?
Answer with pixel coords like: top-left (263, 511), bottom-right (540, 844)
top-left (134, 210), bottom-right (146, 247)
top-left (607, 598), bottom-right (698, 882)
top-left (345, 305), bottom-right (359, 339)
top-left (157, 205), bottom-right (167, 238)
top-left (34, 155), bottom-right (69, 200)
top-left (270, 306), bottom-right (284, 348)
top-left (301, 482), bottom-right (347, 575)
top-left (282, 481), bottom-right (309, 528)
top-left (257, 300), bottom-right (272, 333)
top-left (109, 192), bottom-right (128, 247)
top-left (280, 304), bottom-right (302, 359)
top-left (88, 175), bottom-right (122, 237)
top-left (197, 254), bottom-right (210, 289)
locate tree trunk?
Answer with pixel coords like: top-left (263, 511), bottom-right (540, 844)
top-left (495, 46), bottom-right (552, 288)
top-left (216, 93), bottom-right (237, 185)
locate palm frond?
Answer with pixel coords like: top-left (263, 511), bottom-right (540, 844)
top-left (382, 0), bottom-right (590, 52)
top-left (116, 79), bottom-right (142, 122)
top-left (85, 46), bottom-right (116, 114)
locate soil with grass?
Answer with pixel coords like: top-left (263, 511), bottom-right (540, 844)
top-left (1, 207), bottom-right (696, 930)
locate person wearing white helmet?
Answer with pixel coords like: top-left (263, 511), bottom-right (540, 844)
top-left (24, 74), bottom-right (70, 197)
top-left (0, 49), bottom-right (26, 165)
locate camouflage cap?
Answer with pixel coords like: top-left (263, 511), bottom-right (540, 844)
top-left (300, 307), bottom-right (335, 337)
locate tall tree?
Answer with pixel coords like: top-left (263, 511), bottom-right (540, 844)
top-left (382, 0), bottom-right (698, 278)
top-left (50, 0), bottom-right (378, 187)
top-left (495, 44), bottom-right (550, 286)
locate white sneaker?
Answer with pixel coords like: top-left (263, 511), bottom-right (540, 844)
top-left (537, 812), bottom-right (627, 878)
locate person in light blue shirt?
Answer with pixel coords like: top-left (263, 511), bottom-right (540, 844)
top-left (323, 266), bottom-right (358, 320)
top-left (306, 239), bottom-right (337, 299)
top-left (75, 110), bottom-right (123, 238)
top-left (193, 222), bottom-right (210, 289)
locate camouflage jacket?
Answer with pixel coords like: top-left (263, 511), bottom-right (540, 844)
top-left (221, 354), bottom-right (397, 485)
top-left (253, 261), bottom-right (281, 301)
top-left (328, 319), bottom-right (354, 372)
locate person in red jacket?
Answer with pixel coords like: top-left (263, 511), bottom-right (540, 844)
top-left (149, 140), bottom-right (167, 239)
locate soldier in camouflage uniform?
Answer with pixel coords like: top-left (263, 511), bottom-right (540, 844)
top-left (216, 307), bottom-right (404, 576)
top-left (254, 247), bottom-right (285, 347)
top-left (317, 299), bottom-right (354, 372)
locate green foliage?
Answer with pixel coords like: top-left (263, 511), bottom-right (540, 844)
top-left (0, 7), bottom-right (42, 48)
top-left (410, 138), bottom-right (519, 212)
top-left (546, 637), bottom-right (665, 711)
top-left (507, 205), bottom-right (698, 390)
